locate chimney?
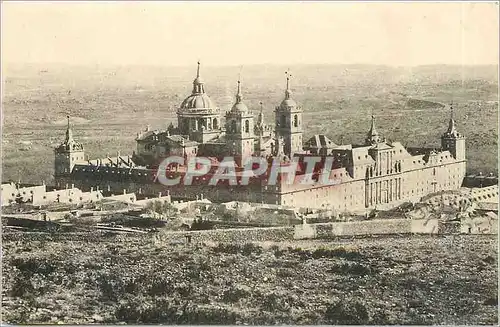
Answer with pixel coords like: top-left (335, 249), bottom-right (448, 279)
top-left (200, 194), bottom-right (204, 200)
top-left (107, 185), bottom-right (111, 192)
top-left (65, 184), bottom-right (68, 189)
top-left (138, 187), bottom-right (142, 194)
top-left (71, 184), bottom-right (74, 189)
top-left (91, 187), bottom-right (94, 192)
top-left (158, 192), bottom-right (162, 198)
top-left (96, 186), bottom-right (99, 191)
top-left (123, 189), bottom-right (126, 195)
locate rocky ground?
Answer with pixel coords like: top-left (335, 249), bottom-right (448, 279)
top-left (2, 232), bottom-right (497, 325)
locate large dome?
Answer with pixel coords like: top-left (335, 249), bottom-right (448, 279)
top-left (180, 93), bottom-right (216, 111)
top-left (178, 61), bottom-right (217, 113)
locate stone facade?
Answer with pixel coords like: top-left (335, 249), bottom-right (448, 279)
top-left (54, 63), bottom-right (467, 213)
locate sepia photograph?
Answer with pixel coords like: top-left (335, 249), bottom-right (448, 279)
top-left (1, 1), bottom-right (498, 325)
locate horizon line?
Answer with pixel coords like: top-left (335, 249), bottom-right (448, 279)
top-left (3, 61), bottom-right (499, 69)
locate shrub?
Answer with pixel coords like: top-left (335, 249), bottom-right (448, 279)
top-left (212, 242), bottom-right (262, 256)
top-left (323, 300), bottom-right (370, 325)
top-left (271, 245), bottom-right (286, 257)
top-left (9, 272), bottom-right (34, 297)
top-left (289, 247), bottom-right (312, 260)
top-left (11, 257), bottom-right (57, 276)
top-left (312, 246), bottom-right (363, 261)
top-left (242, 242), bottom-right (263, 256)
top-left (329, 262), bottom-right (374, 276)
top-left (221, 285), bottom-right (251, 303)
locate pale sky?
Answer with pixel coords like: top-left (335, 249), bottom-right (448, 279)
top-left (2, 1), bottom-right (499, 67)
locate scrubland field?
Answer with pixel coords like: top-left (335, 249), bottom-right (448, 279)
top-left (2, 233), bottom-right (497, 325)
top-left (2, 63), bottom-right (498, 184)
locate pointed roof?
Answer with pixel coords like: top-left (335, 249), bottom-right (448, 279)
top-left (368, 115), bottom-right (379, 137)
top-left (365, 115), bottom-right (381, 145)
top-left (257, 102), bottom-right (264, 126)
top-left (285, 72), bottom-right (292, 100)
top-left (445, 104), bottom-right (459, 137)
top-left (230, 80), bottom-right (249, 113)
top-left (65, 115), bottom-right (74, 143)
top-left (304, 134), bottom-right (337, 150)
top-left (56, 115), bottom-right (83, 152)
top-left (279, 71), bottom-right (297, 109)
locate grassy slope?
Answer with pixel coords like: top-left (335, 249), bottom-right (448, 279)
top-left (2, 64), bottom-right (498, 184)
top-left (2, 234), bottom-right (497, 324)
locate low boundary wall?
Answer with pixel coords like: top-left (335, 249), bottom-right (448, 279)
top-left (156, 226), bottom-right (295, 243)
top-left (294, 217), bottom-right (498, 239)
top-left (294, 218), bottom-right (440, 239)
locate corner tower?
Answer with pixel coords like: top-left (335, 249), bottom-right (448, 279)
top-left (275, 72), bottom-right (303, 156)
top-left (54, 116), bottom-right (85, 179)
top-left (225, 80), bottom-right (254, 165)
top-left (441, 105), bottom-right (466, 161)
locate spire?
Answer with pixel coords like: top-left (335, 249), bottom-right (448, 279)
top-left (446, 103), bottom-right (457, 135)
top-left (65, 115), bottom-right (74, 143)
top-left (285, 70), bottom-right (292, 100)
top-left (235, 80), bottom-right (243, 103)
top-left (369, 115), bottom-right (378, 137)
top-left (366, 115), bottom-right (381, 145)
top-left (192, 60), bottom-right (205, 94)
top-left (257, 101), bottom-right (264, 126)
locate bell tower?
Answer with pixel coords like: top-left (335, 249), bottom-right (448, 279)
top-left (275, 72), bottom-right (303, 157)
top-left (441, 105), bottom-right (466, 161)
top-left (54, 116), bottom-right (85, 180)
top-left (225, 80), bottom-right (255, 165)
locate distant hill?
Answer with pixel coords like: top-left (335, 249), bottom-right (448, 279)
top-left (3, 63), bottom-right (498, 88)
top-left (405, 98), bottom-right (445, 110)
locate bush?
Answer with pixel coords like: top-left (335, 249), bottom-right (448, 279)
top-left (222, 285), bottom-right (251, 303)
top-left (329, 262), bottom-right (374, 276)
top-left (11, 257), bottom-right (57, 276)
top-left (242, 242), bottom-right (263, 256)
top-left (212, 242), bottom-right (262, 256)
top-left (323, 300), bottom-right (370, 325)
top-left (288, 247), bottom-right (312, 261)
top-left (312, 246), bottom-right (363, 261)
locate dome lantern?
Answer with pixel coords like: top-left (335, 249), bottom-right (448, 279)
top-left (179, 61), bottom-right (217, 112)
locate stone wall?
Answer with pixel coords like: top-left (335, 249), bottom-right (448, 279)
top-left (155, 226), bottom-right (295, 243)
top-left (294, 218), bottom-right (440, 239)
